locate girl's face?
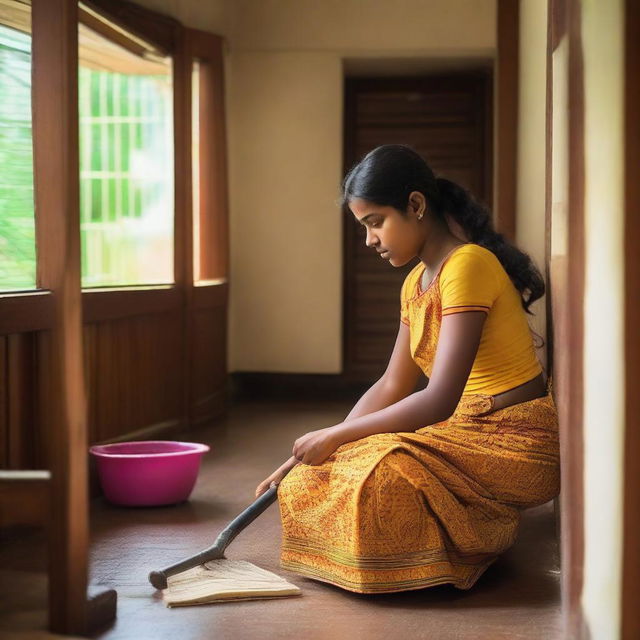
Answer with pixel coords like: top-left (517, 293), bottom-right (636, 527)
top-left (349, 195), bottom-right (426, 267)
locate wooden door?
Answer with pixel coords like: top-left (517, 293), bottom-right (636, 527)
top-left (342, 73), bottom-right (493, 382)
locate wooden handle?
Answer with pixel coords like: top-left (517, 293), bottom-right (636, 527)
top-left (149, 473), bottom-right (286, 590)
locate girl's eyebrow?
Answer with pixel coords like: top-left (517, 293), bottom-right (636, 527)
top-left (359, 213), bottom-right (379, 224)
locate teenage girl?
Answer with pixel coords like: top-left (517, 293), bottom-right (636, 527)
top-left (255, 144), bottom-right (559, 594)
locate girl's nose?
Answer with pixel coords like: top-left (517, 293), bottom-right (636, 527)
top-left (365, 228), bottom-right (378, 247)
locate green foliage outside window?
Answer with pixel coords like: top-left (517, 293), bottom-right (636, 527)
top-left (0, 24), bottom-right (36, 292)
top-left (0, 20), bottom-right (174, 292)
top-left (79, 61), bottom-right (174, 287)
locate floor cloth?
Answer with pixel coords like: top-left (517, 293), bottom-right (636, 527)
top-left (277, 392), bottom-right (560, 594)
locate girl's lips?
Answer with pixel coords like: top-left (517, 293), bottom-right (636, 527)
top-left (379, 251), bottom-right (389, 258)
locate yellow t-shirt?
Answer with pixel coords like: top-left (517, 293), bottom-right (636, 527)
top-left (400, 243), bottom-right (542, 396)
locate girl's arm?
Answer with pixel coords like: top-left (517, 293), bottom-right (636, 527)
top-left (344, 322), bottom-right (423, 422)
top-left (291, 311), bottom-right (486, 465)
top-left (330, 311), bottom-right (486, 444)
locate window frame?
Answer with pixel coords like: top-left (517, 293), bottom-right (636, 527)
top-left (0, 0), bottom-right (228, 325)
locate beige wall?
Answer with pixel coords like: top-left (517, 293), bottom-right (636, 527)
top-left (132, 0), bottom-right (497, 373)
top-left (517, 0), bottom-right (548, 371)
top-left (227, 0), bottom-right (495, 53)
top-left (226, 0), bottom-right (496, 372)
top-left (580, 0), bottom-right (625, 636)
top-left (226, 52), bottom-right (344, 372)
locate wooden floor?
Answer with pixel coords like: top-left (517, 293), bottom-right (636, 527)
top-left (0, 399), bottom-right (562, 639)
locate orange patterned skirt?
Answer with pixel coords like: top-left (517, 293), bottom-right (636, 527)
top-left (277, 393), bottom-right (560, 594)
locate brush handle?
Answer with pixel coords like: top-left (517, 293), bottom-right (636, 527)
top-left (149, 472), bottom-right (288, 590)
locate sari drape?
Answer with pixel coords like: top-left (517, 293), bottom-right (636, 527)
top-left (277, 392), bottom-right (559, 593)
top-left (277, 245), bottom-right (560, 593)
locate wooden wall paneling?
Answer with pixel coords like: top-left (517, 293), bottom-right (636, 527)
top-left (6, 333), bottom-right (35, 468)
top-left (191, 288), bottom-right (228, 425)
top-left (96, 322), bottom-right (111, 441)
top-left (162, 311), bottom-right (186, 425)
top-left (133, 317), bottom-right (149, 435)
top-left (82, 324), bottom-right (97, 443)
top-left (143, 316), bottom-right (155, 429)
top-left (120, 319), bottom-right (134, 436)
top-left (35, 331), bottom-right (50, 470)
top-left (191, 318), bottom-right (227, 425)
top-left (133, 316), bottom-right (147, 432)
top-left (103, 322), bottom-right (115, 441)
top-left (495, 0), bottom-right (519, 241)
top-left (82, 287), bottom-right (180, 324)
top-left (0, 336), bottom-right (7, 467)
top-left (114, 319), bottom-right (128, 439)
top-left (0, 292), bottom-right (54, 335)
top-left (85, 313), bottom-right (185, 444)
top-left (0, 469), bottom-right (51, 528)
top-left (112, 319), bottom-right (124, 439)
top-left (622, 0), bottom-right (640, 637)
top-left (144, 318), bottom-right (157, 428)
top-left (121, 319), bottom-right (133, 436)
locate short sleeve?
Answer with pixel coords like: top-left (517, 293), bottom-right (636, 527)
top-left (439, 247), bottom-right (504, 316)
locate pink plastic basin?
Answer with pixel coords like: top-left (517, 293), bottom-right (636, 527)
top-left (89, 440), bottom-right (210, 507)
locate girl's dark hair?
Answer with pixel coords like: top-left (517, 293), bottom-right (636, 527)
top-left (341, 144), bottom-right (545, 315)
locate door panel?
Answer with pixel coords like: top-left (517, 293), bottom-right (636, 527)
top-left (343, 73), bottom-right (493, 382)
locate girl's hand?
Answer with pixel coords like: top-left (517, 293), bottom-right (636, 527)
top-left (292, 427), bottom-right (342, 466)
top-left (255, 455), bottom-right (299, 498)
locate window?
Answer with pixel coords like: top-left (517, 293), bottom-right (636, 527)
top-left (0, 1), bottom-right (36, 292)
top-left (78, 14), bottom-right (174, 288)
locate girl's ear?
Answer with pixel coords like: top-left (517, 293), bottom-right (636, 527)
top-left (407, 191), bottom-right (426, 218)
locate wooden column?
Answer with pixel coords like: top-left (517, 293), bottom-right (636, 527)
top-left (546, 0), bottom-right (587, 636)
top-left (31, 0), bottom-right (89, 632)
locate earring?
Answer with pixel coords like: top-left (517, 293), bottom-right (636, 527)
top-left (417, 213), bottom-right (424, 220)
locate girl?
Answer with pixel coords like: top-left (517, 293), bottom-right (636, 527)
top-left (255, 144), bottom-right (560, 594)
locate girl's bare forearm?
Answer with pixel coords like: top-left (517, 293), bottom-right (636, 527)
top-left (334, 386), bottom-right (451, 445)
top-left (345, 377), bottom-right (408, 422)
